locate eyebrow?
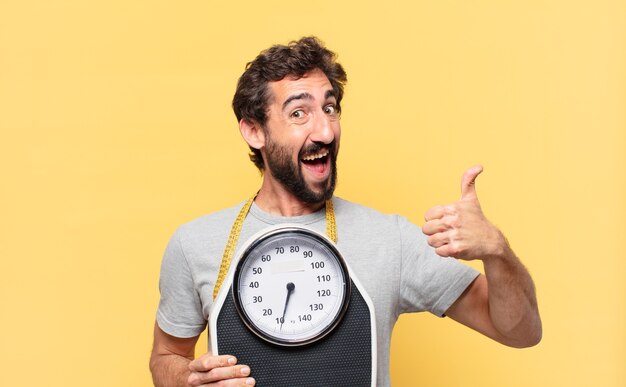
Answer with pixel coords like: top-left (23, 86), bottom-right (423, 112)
top-left (325, 89), bottom-right (337, 100)
top-left (281, 89), bottom-right (338, 111)
top-left (282, 92), bottom-right (313, 111)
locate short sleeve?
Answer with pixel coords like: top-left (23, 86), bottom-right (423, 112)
top-left (156, 229), bottom-right (207, 338)
top-left (398, 216), bottom-right (479, 317)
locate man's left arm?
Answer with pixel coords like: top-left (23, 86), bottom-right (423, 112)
top-left (422, 166), bottom-right (542, 348)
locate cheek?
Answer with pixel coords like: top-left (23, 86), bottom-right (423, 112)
top-left (289, 132), bottom-right (311, 152)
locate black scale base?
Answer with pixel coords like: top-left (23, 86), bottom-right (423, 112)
top-left (214, 280), bottom-right (373, 386)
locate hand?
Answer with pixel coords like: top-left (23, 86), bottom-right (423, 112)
top-left (188, 354), bottom-right (255, 386)
top-left (423, 165), bottom-right (507, 261)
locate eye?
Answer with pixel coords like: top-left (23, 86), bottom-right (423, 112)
top-left (324, 104), bottom-right (337, 115)
top-left (291, 109), bottom-right (305, 119)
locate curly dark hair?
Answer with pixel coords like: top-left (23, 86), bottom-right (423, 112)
top-left (232, 36), bottom-right (347, 171)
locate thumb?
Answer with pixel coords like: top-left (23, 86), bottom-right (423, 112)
top-left (460, 165), bottom-right (483, 200)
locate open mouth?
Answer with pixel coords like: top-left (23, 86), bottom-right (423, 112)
top-left (300, 149), bottom-right (330, 174)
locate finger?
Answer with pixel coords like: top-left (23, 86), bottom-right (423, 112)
top-left (427, 232), bottom-right (449, 249)
top-left (188, 365), bottom-right (251, 385)
top-left (424, 205), bottom-right (445, 221)
top-left (189, 355), bottom-right (237, 372)
top-left (422, 219), bottom-right (448, 236)
top-left (191, 376), bottom-right (255, 387)
top-left (434, 244), bottom-right (453, 258)
top-left (460, 165), bottom-right (483, 200)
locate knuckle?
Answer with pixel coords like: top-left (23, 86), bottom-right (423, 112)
top-left (448, 241), bottom-right (462, 256)
top-left (444, 204), bottom-right (457, 214)
top-left (206, 368), bottom-right (221, 381)
top-left (188, 371), bottom-right (209, 386)
top-left (425, 205), bottom-right (442, 220)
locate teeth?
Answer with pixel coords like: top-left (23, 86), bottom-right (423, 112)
top-left (302, 150), bottom-right (329, 161)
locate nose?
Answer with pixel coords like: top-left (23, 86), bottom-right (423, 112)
top-left (310, 111), bottom-right (337, 145)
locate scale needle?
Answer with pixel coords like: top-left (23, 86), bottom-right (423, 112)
top-left (279, 282), bottom-right (295, 330)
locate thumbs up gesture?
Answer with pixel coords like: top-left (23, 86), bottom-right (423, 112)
top-left (423, 166), bottom-right (507, 261)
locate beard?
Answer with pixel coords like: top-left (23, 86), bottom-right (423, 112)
top-left (264, 138), bottom-right (338, 204)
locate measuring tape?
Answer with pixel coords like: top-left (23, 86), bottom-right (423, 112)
top-left (213, 196), bottom-right (337, 300)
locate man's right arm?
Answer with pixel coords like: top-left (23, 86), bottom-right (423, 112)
top-left (149, 322), bottom-right (255, 386)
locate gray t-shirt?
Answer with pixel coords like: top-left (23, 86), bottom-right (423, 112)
top-left (157, 197), bottom-right (479, 386)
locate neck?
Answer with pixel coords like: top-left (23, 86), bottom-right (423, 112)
top-left (254, 177), bottom-right (325, 217)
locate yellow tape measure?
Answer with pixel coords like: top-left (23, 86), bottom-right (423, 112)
top-left (213, 197), bottom-right (337, 300)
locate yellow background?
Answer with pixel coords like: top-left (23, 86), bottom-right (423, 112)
top-left (1, 1), bottom-right (624, 386)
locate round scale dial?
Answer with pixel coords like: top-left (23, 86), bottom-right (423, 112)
top-left (232, 227), bottom-right (350, 346)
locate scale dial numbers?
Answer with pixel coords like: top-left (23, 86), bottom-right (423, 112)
top-left (233, 228), bottom-right (350, 346)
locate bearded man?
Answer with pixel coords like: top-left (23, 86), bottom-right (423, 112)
top-left (149, 37), bottom-right (542, 387)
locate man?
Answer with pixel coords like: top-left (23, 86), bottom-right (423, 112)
top-left (150, 37), bottom-right (542, 387)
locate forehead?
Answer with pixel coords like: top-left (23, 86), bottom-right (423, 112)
top-left (268, 69), bottom-right (334, 105)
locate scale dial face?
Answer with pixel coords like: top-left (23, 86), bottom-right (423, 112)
top-left (232, 227), bottom-right (350, 346)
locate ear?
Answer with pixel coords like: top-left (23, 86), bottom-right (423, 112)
top-left (239, 118), bottom-right (265, 150)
